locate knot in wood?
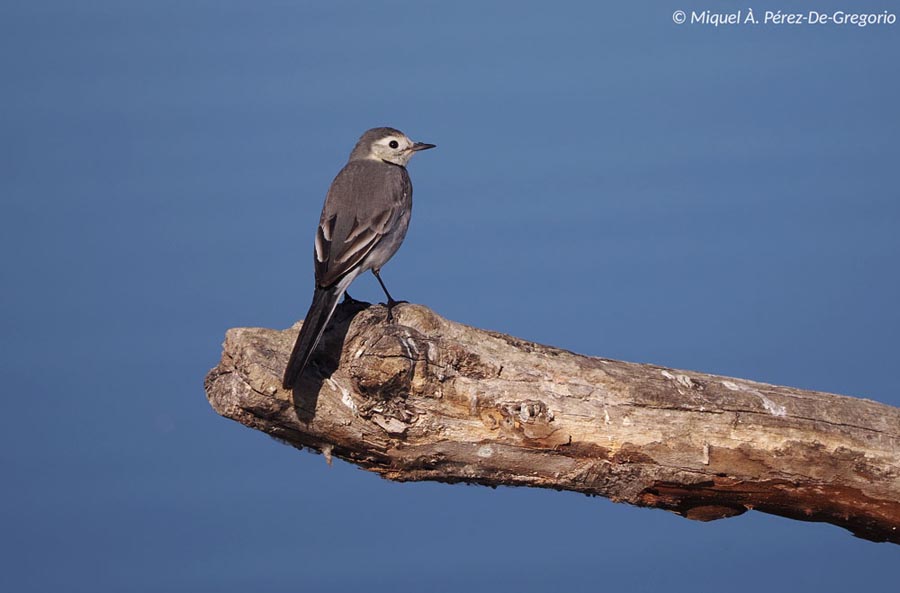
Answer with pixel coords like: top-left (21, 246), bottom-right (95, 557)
top-left (348, 324), bottom-right (431, 400)
top-left (476, 399), bottom-right (559, 441)
top-left (501, 400), bottom-right (554, 425)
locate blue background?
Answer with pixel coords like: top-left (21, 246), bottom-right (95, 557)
top-left (2, 1), bottom-right (898, 591)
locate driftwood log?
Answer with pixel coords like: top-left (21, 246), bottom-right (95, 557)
top-left (204, 302), bottom-right (900, 544)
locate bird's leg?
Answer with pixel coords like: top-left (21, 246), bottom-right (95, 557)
top-left (372, 269), bottom-right (405, 321)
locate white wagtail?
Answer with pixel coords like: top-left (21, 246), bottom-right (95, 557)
top-left (282, 127), bottom-right (435, 389)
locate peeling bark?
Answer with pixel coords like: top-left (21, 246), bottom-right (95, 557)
top-left (204, 302), bottom-right (900, 544)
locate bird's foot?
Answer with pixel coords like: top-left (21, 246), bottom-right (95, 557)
top-left (385, 299), bottom-right (408, 323)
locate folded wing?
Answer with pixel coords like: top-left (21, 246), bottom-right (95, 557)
top-left (312, 161), bottom-right (404, 288)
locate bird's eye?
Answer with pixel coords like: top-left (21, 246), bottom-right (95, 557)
top-left (389, 140), bottom-right (399, 149)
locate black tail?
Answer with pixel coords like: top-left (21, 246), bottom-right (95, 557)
top-left (282, 286), bottom-right (343, 389)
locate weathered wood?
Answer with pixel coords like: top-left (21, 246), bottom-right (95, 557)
top-left (204, 302), bottom-right (900, 544)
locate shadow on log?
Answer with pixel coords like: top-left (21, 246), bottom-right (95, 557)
top-left (204, 302), bottom-right (900, 544)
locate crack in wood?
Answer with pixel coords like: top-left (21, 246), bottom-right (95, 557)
top-left (205, 302), bottom-right (900, 545)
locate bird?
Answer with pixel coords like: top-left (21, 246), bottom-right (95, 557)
top-left (282, 127), bottom-right (435, 390)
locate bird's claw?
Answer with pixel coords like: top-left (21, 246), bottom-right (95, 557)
top-left (385, 299), bottom-right (408, 323)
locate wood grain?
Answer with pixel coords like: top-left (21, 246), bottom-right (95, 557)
top-left (205, 302), bottom-right (900, 544)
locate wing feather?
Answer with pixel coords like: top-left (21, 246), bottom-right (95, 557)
top-left (311, 160), bottom-right (406, 288)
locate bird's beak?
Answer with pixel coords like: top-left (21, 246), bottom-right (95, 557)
top-left (410, 142), bottom-right (436, 152)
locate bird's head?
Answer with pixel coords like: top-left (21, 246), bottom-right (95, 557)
top-left (350, 127), bottom-right (435, 166)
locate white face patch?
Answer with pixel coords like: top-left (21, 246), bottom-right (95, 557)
top-left (368, 134), bottom-right (414, 165)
